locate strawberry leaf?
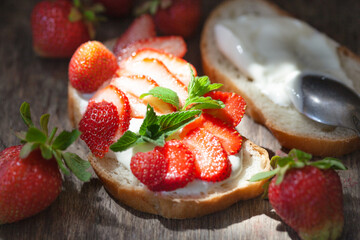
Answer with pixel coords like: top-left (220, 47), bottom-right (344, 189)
top-left (52, 129), bottom-right (81, 150)
top-left (63, 152), bottom-right (91, 182)
top-left (248, 169), bottom-right (279, 182)
top-left (20, 142), bottom-right (39, 159)
top-left (40, 144), bottom-right (53, 160)
top-left (53, 150), bottom-right (70, 176)
top-left (140, 87), bottom-right (180, 110)
top-left (309, 157), bottom-right (347, 170)
top-left (20, 102), bottom-right (33, 127)
top-left (40, 113), bottom-right (50, 136)
top-left (26, 127), bottom-right (47, 143)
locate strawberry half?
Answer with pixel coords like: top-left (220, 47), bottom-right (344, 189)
top-left (204, 91), bottom-right (246, 127)
top-left (181, 113), bottom-right (242, 155)
top-left (130, 149), bottom-right (168, 188)
top-left (79, 85), bottom-right (131, 158)
top-left (182, 127), bottom-right (231, 182)
top-left (69, 41), bottom-right (118, 93)
top-left (116, 36), bottom-right (187, 61)
top-left (113, 14), bottom-right (156, 57)
top-left (151, 140), bottom-right (196, 191)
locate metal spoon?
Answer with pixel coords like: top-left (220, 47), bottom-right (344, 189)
top-left (288, 73), bottom-right (360, 136)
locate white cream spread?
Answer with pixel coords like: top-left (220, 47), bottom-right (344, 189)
top-left (73, 91), bottom-right (244, 195)
top-left (214, 15), bottom-right (353, 107)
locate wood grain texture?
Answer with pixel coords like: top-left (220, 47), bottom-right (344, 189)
top-left (0, 0), bottom-right (359, 239)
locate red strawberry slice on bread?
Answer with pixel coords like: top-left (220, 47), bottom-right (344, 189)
top-left (113, 14), bottom-right (156, 57)
top-left (130, 149), bottom-right (168, 188)
top-left (69, 41), bottom-right (118, 93)
top-left (182, 127), bottom-right (231, 182)
top-left (79, 85), bottom-right (131, 158)
top-left (111, 75), bottom-right (175, 116)
top-left (118, 57), bottom-right (188, 106)
top-left (204, 91), bottom-right (246, 127)
top-left (181, 113), bottom-right (242, 155)
top-left (126, 48), bottom-right (197, 86)
top-left (151, 140), bottom-right (196, 191)
top-left (116, 36), bottom-right (187, 61)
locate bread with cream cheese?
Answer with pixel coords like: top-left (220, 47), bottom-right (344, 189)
top-left (68, 84), bottom-right (271, 219)
top-left (200, 0), bottom-right (360, 156)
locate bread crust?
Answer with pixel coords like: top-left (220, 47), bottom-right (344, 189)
top-left (88, 140), bottom-right (270, 219)
top-left (200, 0), bottom-right (360, 156)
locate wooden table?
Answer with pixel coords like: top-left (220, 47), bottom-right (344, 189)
top-left (1, 0), bottom-right (359, 239)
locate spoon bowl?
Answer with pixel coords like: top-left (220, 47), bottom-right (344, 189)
top-left (289, 73), bottom-right (360, 136)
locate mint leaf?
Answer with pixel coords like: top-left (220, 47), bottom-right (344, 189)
top-left (158, 110), bottom-right (201, 137)
top-left (63, 152), bottom-right (91, 181)
top-left (184, 96), bottom-right (225, 110)
top-left (20, 102), bottom-right (33, 127)
top-left (110, 131), bottom-right (143, 152)
top-left (142, 134), bottom-right (165, 147)
top-left (140, 87), bottom-right (180, 110)
top-left (188, 74), bottom-right (222, 99)
top-left (40, 113), bottom-right (50, 136)
top-left (52, 129), bottom-right (81, 150)
top-left (26, 127), bottom-right (47, 143)
top-left (139, 105), bottom-right (158, 135)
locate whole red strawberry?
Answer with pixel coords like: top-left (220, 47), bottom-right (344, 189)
top-left (0, 146), bottom-right (61, 224)
top-left (69, 41), bottom-right (119, 93)
top-left (31, 0), bottom-right (93, 58)
top-left (137, 0), bottom-right (201, 38)
top-left (0, 102), bottom-right (91, 224)
top-left (250, 149), bottom-right (345, 240)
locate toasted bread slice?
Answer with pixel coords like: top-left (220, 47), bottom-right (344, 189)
top-left (68, 84), bottom-right (271, 218)
top-left (200, 0), bottom-right (360, 156)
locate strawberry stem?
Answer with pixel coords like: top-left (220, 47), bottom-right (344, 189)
top-left (48, 127), bottom-right (58, 145)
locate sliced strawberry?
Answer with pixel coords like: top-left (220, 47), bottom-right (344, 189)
top-left (127, 48), bottom-right (196, 86)
top-left (123, 91), bottom-right (147, 118)
top-left (111, 75), bottom-right (175, 115)
top-left (113, 14), bottom-right (156, 57)
top-left (151, 140), bottom-right (196, 191)
top-left (204, 91), bottom-right (246, 127)
top-left (181, 114), bottom-right (242, 155)
top-left (79, 85), bottom-right (131, 158)
top-left (119, 57), bottom-right (188, 106)
top-left (116, 36), bottom-right (187, 61)
top-left (130, 149), bottom-right (168, 188)
top-left (182, 128), bottom-right (231, 182)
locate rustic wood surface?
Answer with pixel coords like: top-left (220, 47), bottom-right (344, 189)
top-left (0, 0), bottom-right (359, 239)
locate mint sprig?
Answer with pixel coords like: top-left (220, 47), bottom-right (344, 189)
top-left (249, 149), bottom-right (347, 185)
top-left (17, 102), bottom-right (91, 182)
top-left (110, 105), bottom-right (201, 152)
top-left (140, 66), bottom-right (225, 111)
